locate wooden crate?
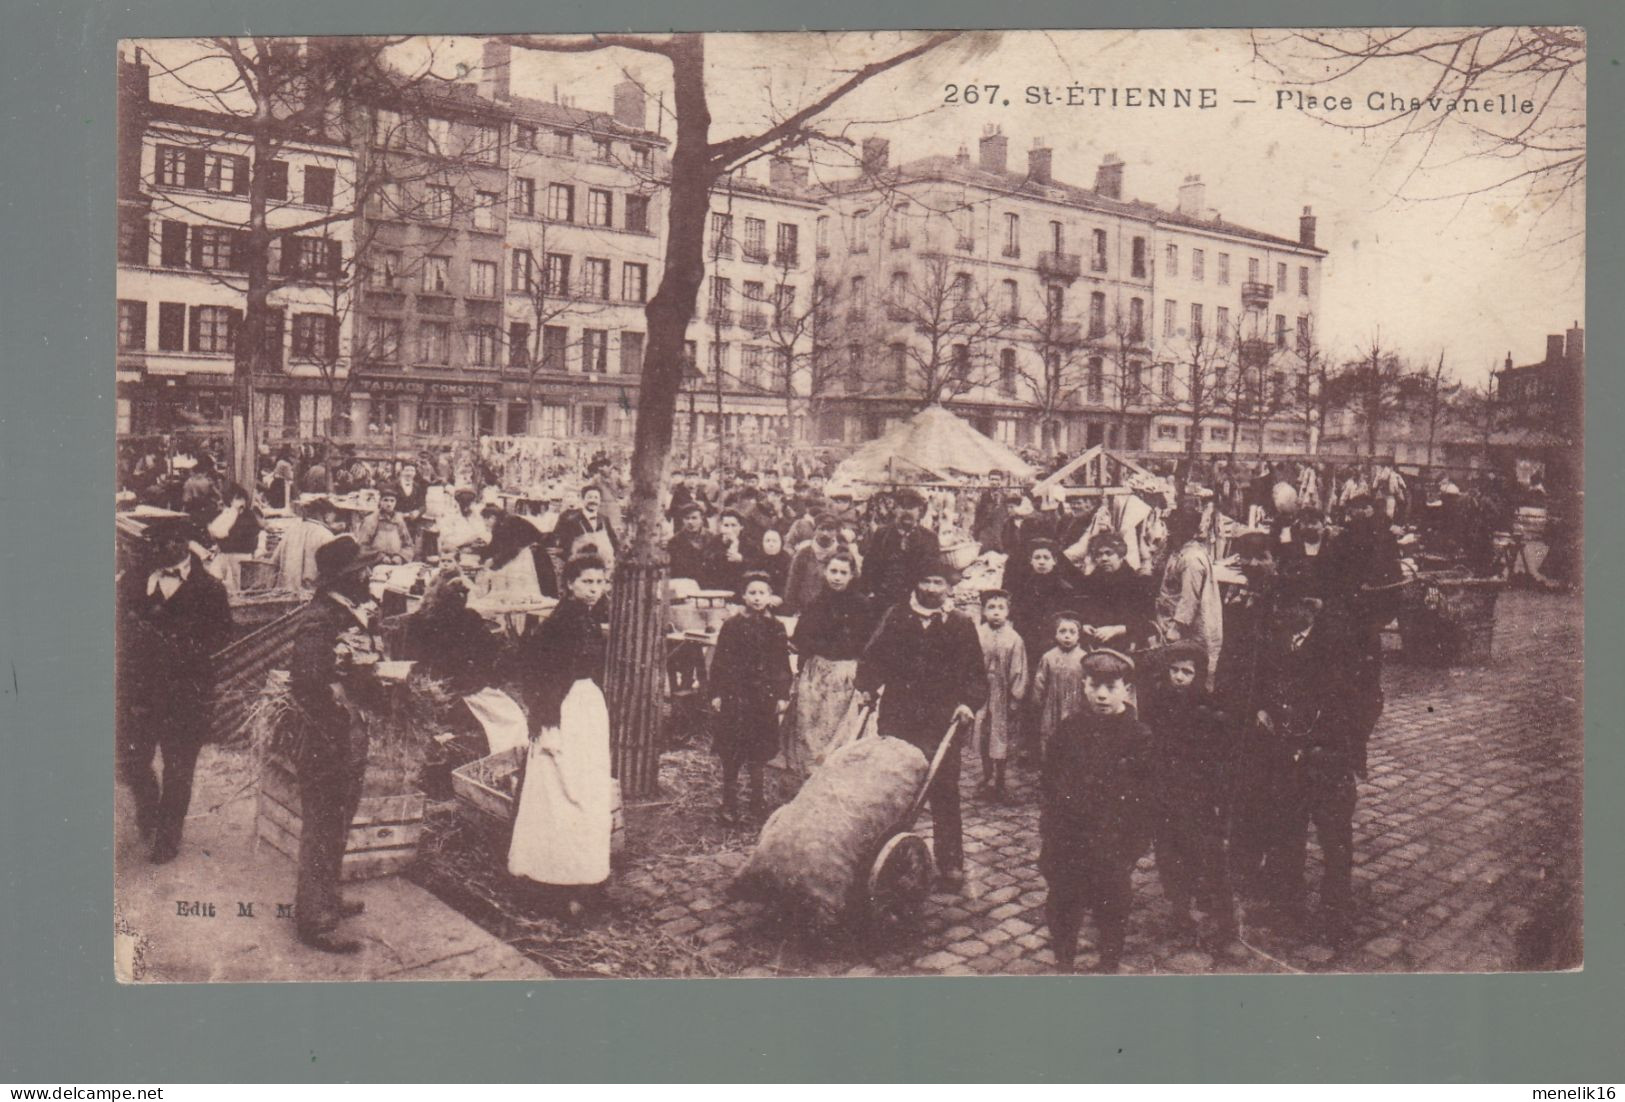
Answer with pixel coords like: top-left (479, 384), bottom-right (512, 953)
top-left (255, 756), bottom-right (426, 881)
top-left (451, 747), bottom-right (624, 855)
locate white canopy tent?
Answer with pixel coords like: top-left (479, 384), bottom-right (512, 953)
top-left (828, 405), bottom-right (1036, 486)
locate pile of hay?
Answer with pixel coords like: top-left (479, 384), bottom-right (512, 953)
top-left (729, 735), bottom-right (928, 927)
top-left (240, 668), bottom-right (460, 795)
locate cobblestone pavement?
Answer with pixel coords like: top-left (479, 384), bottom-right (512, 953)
top-left (605, 589), bottom-right (1584, 976)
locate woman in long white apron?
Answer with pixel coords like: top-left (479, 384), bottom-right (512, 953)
top-left (508, 554), bottom-right (612, 916)
top-left (782, 552), bottom-right (875, 780)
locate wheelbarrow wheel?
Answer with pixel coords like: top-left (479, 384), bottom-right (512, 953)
top-left (866, 832), bottom-right (932, 928)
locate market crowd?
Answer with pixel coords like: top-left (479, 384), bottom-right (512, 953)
top-left (117, 437), bottom-right (1545, 968)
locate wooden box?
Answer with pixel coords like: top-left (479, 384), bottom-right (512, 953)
top-left (451, 747), bottom-right (624, 855)
top-left (255, 756), bottom-right (427, 881)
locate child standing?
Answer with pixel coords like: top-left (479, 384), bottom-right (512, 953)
top-left (1040, 649), bottom-right (1154, 974)
top-left (709, 572), bottom-right (792, 823)
top-left (1030, 612), bottom-right (1087, 753)
top-left (974, 589), bottom-right (1028, 802)
top-left (1143, 639), bottom-right (1238, 947)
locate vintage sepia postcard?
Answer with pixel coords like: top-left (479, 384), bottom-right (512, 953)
top-left (113, 27), bottom-right (1583, 982)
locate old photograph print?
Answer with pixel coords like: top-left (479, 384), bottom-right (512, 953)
top-left (113, 27), bottom-right (1584, 981)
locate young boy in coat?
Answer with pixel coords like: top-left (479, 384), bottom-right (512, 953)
top-left (1040, 648), bottom-right (1155, 973)
top-left (710, 572), bottom-right (792, 822)
top-left (1030, 612), bottom-right (1087, 753)
top-left (974, 589), bottom-right (1028, 802)
top-left (1143, 639), bottom-right (1238, 947)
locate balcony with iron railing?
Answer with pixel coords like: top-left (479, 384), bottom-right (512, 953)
top-left (1037, 251), bottom-right (1081, 281)
top-left (741, 308), bottom-right (769, 331)
top-left (742, 245), bottom-right (769, 264)
top-left (706, 305), bottom-right (734, 326)
top-left (1241, 280), bottom-right (1273, 306)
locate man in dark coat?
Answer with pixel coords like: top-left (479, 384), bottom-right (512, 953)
top-left (859, 488), bottom-right (941, 609)
top-left (288, 535), bottom-right (383, 953)
top-left (666, 501), bottom-right (722, 583)
top-left (1252, 597), bottom-right (1364, 945)
top-left (856, 558), bottom-right (987, 885)
top-left (117, 517), bottom-right (234, 863)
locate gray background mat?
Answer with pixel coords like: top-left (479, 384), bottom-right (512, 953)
top-left (1, 0), bottom-right (1619, 1083)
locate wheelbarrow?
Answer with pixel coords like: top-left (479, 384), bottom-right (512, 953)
top-left (857, 712), bottom-right (971, 929)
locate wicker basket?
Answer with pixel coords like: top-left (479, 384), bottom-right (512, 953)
top-left (940, 539), bottom-right (981, 573)
top-left (1399, 575), bottom-right (1503, 666)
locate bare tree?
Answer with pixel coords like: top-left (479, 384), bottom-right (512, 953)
top-left (1154, 317), bottom-right (1238, 472)
top-left (135, 36), bottom-right (476, 487)
top-left (1417, 351), bottom-right (1460, 469)
top-left (876, 252), bottom-right (1014, 405)
top-left (1097, 299), bottom-right (1155, 453)
top-left (1323, 334), bottom-right (1417, 459)
top-left (1251, 27), bottom-right (1585, 247)
top-left (1291, 315), bottom-right (1338, 456)
top-left (1014, 299), bottom-right (1093, 454)
top-left (499, 30), bottom-right (970, 794)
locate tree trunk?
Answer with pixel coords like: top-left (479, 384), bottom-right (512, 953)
top-left (229, 101), bottom-right (275, 491)
top-left (606, 34), bottom-right (715, 799)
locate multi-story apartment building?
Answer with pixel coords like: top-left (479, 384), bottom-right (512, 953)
top-left (117, 40), bottom-right (1329, 466)
top-left (116, 52), bottom-right (358, 440)
top-left (348, 41), bottom-right (818, 451)
top-left (815, 126), bottom-right (1326, 457)
top-left (683, 164), bottom-right (823, 450)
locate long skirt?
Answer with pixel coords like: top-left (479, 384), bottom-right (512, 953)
top-left (780, 655), bottom-right (864, 781)
top-left (507, 678), bottom-right (612, 886)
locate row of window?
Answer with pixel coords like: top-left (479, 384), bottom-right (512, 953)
top-left (511, 179), bottom-right (651, 232)
top-left (373, 108), bottom-right (656, 172)
top-left (705, 277), bottom-right (798, 325)
top-left (1165, 245), bottom-right (1312, 296)
top-left (118, 299), bottom-right (339, 360)
top-left (826, 208), bottom-right (1315, 296)
top-left (1159, 300), bottom-right (1313, 352)
top-left (360, 318), bottom-right (644, 376)
top-left (1154, 422), bottom-right (1312, 446)
top-left (708, 213), bottom-right (801, 266)
top-left (154, 144), bottom-right (338, 206)
top-left (118, 214), bottom-right (341, 280)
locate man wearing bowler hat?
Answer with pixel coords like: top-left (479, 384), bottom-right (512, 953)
top-left (117, 516), bottom-right (234, 863)
top-left (289, 535), bottom-right (384, 953)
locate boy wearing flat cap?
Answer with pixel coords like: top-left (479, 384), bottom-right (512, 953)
top-left (1039, 648), bottom-right (1155, 973)
top-left (1143, 638), bottom-right (1238, 947)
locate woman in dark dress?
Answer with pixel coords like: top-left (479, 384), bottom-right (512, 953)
top-left (508, 555), bottom-right (612, 918)
top-left (782, 551), bottom-right (874, 779)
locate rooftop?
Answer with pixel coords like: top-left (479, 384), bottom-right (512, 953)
top-left (824, 152), bottom-right (1326, 255)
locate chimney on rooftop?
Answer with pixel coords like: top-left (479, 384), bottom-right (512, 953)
top-left (1566, 323), bottom-right (1584, 363)
top-left (861, 137), bottom-right (890, 174)
top-left (769, 156), bottom-right (798, 190)
top-left (979, 125), bottom-right (1007, 174)
top-left (1299, 205), bottom-right (1317, 248)
top-left (1094, 153), bottom-right (1124, 199)
top-left (613, 78), bottom-right (647, 129)
top-left (1028, 140), bottom-right (1053, 184)
top-left (955, 143), bottom-right (970, 164)
top-left (1546, 334), bottom-right (1565, 363)
top-left (1177, 174), bottom-right (1205, 216)
top-left (480, 40), bottom-right (511, 102)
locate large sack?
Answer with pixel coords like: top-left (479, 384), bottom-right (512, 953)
top-left (730, 735), bottom-right (929, 926)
